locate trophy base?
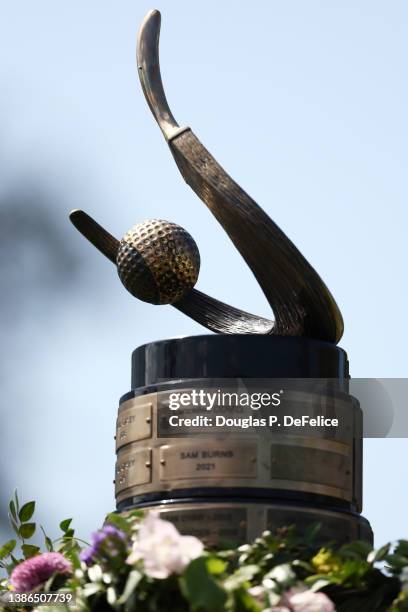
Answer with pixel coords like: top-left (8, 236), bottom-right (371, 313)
top-left (117, 335), bottom-right (372, 547)
top-left (121, 498), bottom-right (373, 547)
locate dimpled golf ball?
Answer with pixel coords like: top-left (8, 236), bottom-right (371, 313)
top-left (116, 219), bottom-right (200, 304)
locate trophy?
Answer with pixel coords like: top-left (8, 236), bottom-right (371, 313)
top-left (70, 10), bottom-right (372, 546)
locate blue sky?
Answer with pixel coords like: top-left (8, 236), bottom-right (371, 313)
top-left (0, 0), bottom-right (407, 546)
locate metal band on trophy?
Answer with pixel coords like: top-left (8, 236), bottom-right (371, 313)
top-left (70, 10), bottom-right (372, 546)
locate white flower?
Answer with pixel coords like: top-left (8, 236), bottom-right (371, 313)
top-left (87, 564), bottom-right (103, 583)
top-left (284, 586), bottom-right (335, 612)
top-left (268, 564), bottom-right (295, 585)
top-left (262, 563), bottom-right (296, 594)
top-left (127, 512), bottom-right (204, 579)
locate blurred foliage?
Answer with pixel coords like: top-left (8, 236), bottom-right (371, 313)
top-left (0, 184), bottom-right (80, 321)
top-left (0, 494), bottom-right (408, 611)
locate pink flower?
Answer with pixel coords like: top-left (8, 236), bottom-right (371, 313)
top-left (248, 585), bottom-right (266, 603)
top-left (127, 512), bottom-right (204, 579)
top-left (280, 587), bottom-right (335, 612)
top-left (10, 552), bottom-right (72, 592)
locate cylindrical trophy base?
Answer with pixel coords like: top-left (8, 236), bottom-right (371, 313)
top-left (121, 500), bottom-right (373, 547)
top-left (116, 335), bottom-right (372, 546)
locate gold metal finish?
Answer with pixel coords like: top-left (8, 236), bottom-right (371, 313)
top-left (69, 209), bottom-right (273, 331)
top-left (114, 390), bottom-right (361, 509)
top-left (136, 10), bottom-right (190, 142)
top-left (116, 399), bottom-right (153, 451)
top-left (69, 10), bottom-right (346, 341)
top-left (69, 210), bottom-right (119, 264)
top-left (128, 502), bottom-right (372, 546)
top-left (270, 443), bottom-right (350, 489)
top-left (117, 219), bottom-right (200, 304)
top-left (159, 441), bottom-right (258, 481)
top-left (115, 447), bottom-right (152, 496)
top-left (137, 10), bottom-right (344, 343)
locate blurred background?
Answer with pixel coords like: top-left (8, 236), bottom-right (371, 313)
top-left (0, 0), bottom-right (407, 549)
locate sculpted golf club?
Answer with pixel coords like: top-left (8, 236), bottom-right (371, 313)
top-left (70, 9), bottom-right (371, 545)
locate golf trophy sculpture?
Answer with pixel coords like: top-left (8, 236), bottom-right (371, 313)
top-left (70, 10), bottom-right (372, 545)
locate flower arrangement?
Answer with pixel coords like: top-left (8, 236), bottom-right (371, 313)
top-left (0, 492), bottom-right (408, 611)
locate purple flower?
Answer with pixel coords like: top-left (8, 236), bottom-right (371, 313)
top-left (10, 552), bottom-right (72, 593)
top-left (80, 525), bottom-right (126, 565)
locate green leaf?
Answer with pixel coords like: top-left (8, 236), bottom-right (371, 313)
top-left (225, 565), bottom-right (259, 591)
top-left (395, 540), bottom-right (408, 558)
top-left (19, 501), bottom-right (36, 523)
top-left (40, 525), bottom-right (54, 552)
top-left (386, 553), bottom-right (408, 570)
top-left (305, 573), bottom-right (341, 587)
top-left (124, 509), bottom-right (144, 521)
top-left (180, 557), bottom-right (228, 611)
top-left (19, 523), bottom-right (36, 539)
top-left (7, 554), bottom-right (21, 574)
top-left (233, 586), bottom-right (262, 612)
top-left (309, 578), bottom-right (331, 592)
top-left (370, 543), bottom-right (390, 563)
top-left (14, 490), bottom-right (20, 514)
top-left (64, 548), bottom-right (81, 571)
top-left (22, 544), bottom-right (40, 559)
top-left (40, 607), bottom-right (71, 612)
top-left (60, 518), bottom-right (73, 533)
top-left (0, 540), bottom-right (16, 560)
top-left (9, 500), bottom-right (17, 523)
top-left (105, 513), bottom-right (131, 534)
top-left (303, 522), bottom-right (322, 544)
top-left (340, 540), bottom-right (373, 560)
top-left (206, 556), bottom-right (227, 576)
top-left (10, 520), bottom-right (21, 540)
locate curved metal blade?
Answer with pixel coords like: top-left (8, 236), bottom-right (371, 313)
top-left (69, 209), bottom-right (119, 264)
top-left (174, 290), bottom-right (272, 334)
top-left (136, 10), bottom-right (344, 344)
top-left (136, 9), bottom-right (189, 142)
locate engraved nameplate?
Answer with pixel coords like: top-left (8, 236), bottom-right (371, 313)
top-left (159, 441), bottom-right (257, 481)
top-left (161, 507), bottom-right (248, 542)
top-left (115, 448), bottom-right (152, 496)
top-left (116, 401), bottom-right (152, 450)
top-left (270, 444), bottom-right (351, 490)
